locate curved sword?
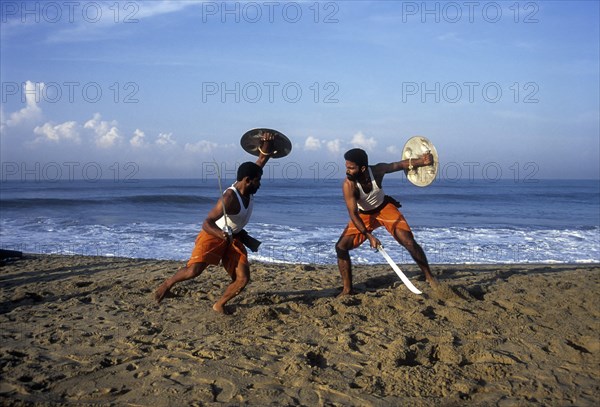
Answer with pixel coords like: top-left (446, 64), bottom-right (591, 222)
top-left (377, 244), bottom-right (422, 295)
top-left (213, 159), bottom-right (232, 238)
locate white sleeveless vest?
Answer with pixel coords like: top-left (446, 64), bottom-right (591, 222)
top-left (356, 168), bottom-right (385, 211)
top-left (215, 185), bottom-right (253, 234)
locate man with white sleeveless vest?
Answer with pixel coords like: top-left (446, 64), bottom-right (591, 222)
top-left (335, 148), bottom-right (438, 296)
top-left (155, 134), bottom-right (274, 314)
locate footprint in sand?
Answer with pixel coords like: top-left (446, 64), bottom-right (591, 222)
top-left (194, 377), bottom-right (238, 403)
top-left (304, 350), bottom-right (327, 369)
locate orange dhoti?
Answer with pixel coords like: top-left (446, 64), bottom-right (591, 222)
top-left (341, 202), bottom-right (412, 249)
top-left (187, 230), bottom-right (248, 275)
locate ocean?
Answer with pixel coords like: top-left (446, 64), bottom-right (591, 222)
top-left (1, 178), bottom-right (598, 265)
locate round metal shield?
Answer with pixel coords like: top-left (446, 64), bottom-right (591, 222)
top-left (240, 128), bottom-right (292, 159)
top-left (402, 136), bottom-right (439, 187)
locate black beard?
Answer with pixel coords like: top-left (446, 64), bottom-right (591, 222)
top-left (346, 173), bottom-right (357, 181)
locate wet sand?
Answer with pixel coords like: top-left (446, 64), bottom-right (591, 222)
top-left (1, 255), bottom-right (598, 406)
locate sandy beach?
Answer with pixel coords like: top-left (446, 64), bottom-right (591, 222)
top-left (0, 255), bottom-right (598, 406)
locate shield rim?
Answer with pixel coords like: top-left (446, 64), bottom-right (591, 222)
top-left (401, 136), bottom-right (439, 187)
top-left (240, 128), bottom-right (292, 159)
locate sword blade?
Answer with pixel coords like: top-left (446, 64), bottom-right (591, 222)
top-left (213, 159), bottom-right (231, 234)
top-left (377, 245), bottom-right (422, 295)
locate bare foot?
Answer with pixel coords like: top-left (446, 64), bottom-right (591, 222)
top-left (337, 289), bottom-right (354, 298)
top-left (427, 277), bottom-right (441, 290)
top-left (212, 303), bottom-right (231, 315)
top-left (155, 281), bottom-right (171, 304)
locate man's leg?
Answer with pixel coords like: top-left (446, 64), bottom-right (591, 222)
top-left (155, 262), bottom-right (208, 303)
top-left (213, 262), bottom-right (250, 314)
top-left (393, 229), bottom-right (438, 286)
top-left (335, 234), bottom-right (358, 296)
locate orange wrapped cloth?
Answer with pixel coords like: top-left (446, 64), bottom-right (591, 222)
top-left (187, 230), bottom-right (248, 276)
top-left (341, 202), bottom-right (412, 249)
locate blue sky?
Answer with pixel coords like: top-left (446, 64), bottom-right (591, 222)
top-left (1, 0), bottom-right (598, 180)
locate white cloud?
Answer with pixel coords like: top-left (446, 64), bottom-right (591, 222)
top-left (156, 132), bottom-right (176, 146)
top-left (304, 136), bottom-right (322, 151)
top-left (350, 131), bottom-right (377, 150)
top-left (84, 113), bottom-right (110, 132)
top-left (130, 129), bottom-right (147, 147)
top-left (184, 140), bottom-right (218, 153)
top-left (1, 84), bottom-right (188, 162)
top-left (137, 1), bottom-right (205, 19)
top-left (96, 127), bottom-right (120, 148)
top-left (515, 41), bottom-right (537, 49)
top-left (6, 81), bottom-right (44, 127)
top-left (437, 32), bottom-right (460, 42)
top-left (33, 121), bottom-right (81, 144)
top-left (386, 145), bottom-right (400, 154)
top-left (0, 106), bottom-right (6, 134)
top-left (84, 113), bottom-right (121, 148)
top-left (27, 1), bottom-right (206, 44)
top-left (327, 139), bottom-right (342, 154)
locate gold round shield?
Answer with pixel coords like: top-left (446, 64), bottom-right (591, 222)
top-left (402, 136), bottom-right (439, 187)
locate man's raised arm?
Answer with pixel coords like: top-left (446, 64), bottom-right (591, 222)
top-left (373, 152), bottom-right (434, 175)
top-left (255, 133), bottom-right (275, 169)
